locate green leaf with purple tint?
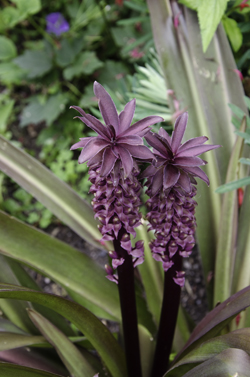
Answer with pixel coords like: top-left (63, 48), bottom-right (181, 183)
top-left (175, 285), bottom-right (250, 361)
top-left (167, 328), bottom-right (250, 376)
top-left (0, 363), bottom-right (64, 377)
top-left (170, 348), bottom-right (250, 377)
top-left (28, 309), bottom-right (96, 377)
top-left (0, 284), bottom-right (127, 377)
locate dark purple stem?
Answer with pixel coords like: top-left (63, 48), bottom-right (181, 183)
top-left (150, 253), bottom-right (182, 377)
top-left (114, 232), bottom-right (142, 377)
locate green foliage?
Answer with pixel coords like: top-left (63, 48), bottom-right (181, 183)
top-left (179, 0), bottom-right (230, 52)
top-left (14, 49), bottom-right (53, 79)
top-left (0, 36), bottom-right (17, 61)
top-left (222, 16), bottom-right (243, 52)
top-left (63, 51), bottom-right (103, 80)
top-left (20, 94), bottom-right (69, 127)
top-left (0, 0), bottom-right (41, 31)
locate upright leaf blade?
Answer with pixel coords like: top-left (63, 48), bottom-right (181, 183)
top-left (137, 222), bottom-right (163, 325)
top-left (214, 118), bottom-right (246, 306)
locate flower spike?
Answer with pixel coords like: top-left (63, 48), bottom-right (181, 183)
top-left (144, 112), bottom-right (220, 286)
top-left (71, 82), bottom-right (163, 280)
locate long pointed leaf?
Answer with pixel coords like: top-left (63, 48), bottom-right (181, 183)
top-left (0, 136), bottom-right (104, 249)
top-left (0, 210), bottom-right (120, 321)
top-left (0, 284), bottom-right (127, 377)
top-left (0, 332), bottom-right (45, 351)
top-left (0, 255), bottom-right (38, 334)
top-left (28, 309), bottom-right (96, 377)
top-left (175, 285), bottom-right (250, 361)
top-left (231, 184), bottom-right (250, 328)
top-left (0, 348), bottom-right (67, 376)
top-left (5, 257), bottom-right (75, 336)
top-left (167, 328), bottom-right (250, 376)
top-left (0, 363), bottom-right (64, 377)
top-left (172, 348), bottom-right (250, 377)
top-left (213, 118), bottom-right (246, 306)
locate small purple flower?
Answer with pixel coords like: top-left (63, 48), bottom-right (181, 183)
top-left (143, 112), bottom-right (220, 286)
top-left (71, 82), bottom-right (163, 281)
top-left (46, 13), bottom-right (69, 36)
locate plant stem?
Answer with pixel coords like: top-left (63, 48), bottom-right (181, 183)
top-left (114, 233), bottom-right (142, 377)
top-left (150, 253), bottom-right (182, 377)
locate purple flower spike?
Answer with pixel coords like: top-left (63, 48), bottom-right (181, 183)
top-left (71, 82), bottom-right (164, 281)
top-left (46, 13), bottom-right (69, 36)
top-left (144, 112), bottom-right (220, 285)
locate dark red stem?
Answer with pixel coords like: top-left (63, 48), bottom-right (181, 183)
top-left (114, 234), bottom-right (142, 377)
top-left (150, 253), bottom-right (182, 377)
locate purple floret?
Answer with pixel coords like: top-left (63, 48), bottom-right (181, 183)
top-left (46, 13), bottom-right (69, 36)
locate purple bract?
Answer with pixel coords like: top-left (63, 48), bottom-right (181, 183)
top-left (143, 112), bottom-right (220, 286)
top-left (46, 13), bottom-right (69, 36)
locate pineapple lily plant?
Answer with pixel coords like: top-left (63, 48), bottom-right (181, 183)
top-left (0, 4), bottom-right (250, 376)
top-left (1, 80), bottom-right (249, 377)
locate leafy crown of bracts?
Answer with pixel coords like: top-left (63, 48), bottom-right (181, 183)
top-left (143, 112), bottom-right (220, 286)
top-left (70, 81), bottom-right (163, 282)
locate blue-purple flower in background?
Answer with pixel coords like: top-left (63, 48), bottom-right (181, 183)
top-left (46, 13), bottom-right (69, 36)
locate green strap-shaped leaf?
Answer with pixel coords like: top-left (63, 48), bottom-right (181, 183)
top-left (175, 285), bottom-right (250, 361)
top-left (0, 136), bottom-right (106, 250)
top-left (0, 255), bottom-right (38, 334)
top-left (0, 284), bottom-right (127, 377)
top-left (138, 324), bottom-right (155, 377)
top-left (214, 118), bottom-right (246, 306)
top-left (137, 222), bottom-right (163, 325)
top-left (169, 348), bottom-right (250, 377)
top-left (231, 184), bottom-right (250, 328)
top-left (28, 309), bottom-right (96, 377)
top-left (0, 363), bottom-right (63, 377)
top-left (0, 332), bottom-right (45, 351)
top-left (0, 210), bottom-right (120, 321)
top-left (167, 328), bottom-right (250, 376)
top-left (0, 318), bottom-right (26, 334)
top-left (5, 257), bottom-right (75, 336)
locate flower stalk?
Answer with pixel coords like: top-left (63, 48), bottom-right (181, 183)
top-left (151, 252), bottom-right (182, 377)
top-left (114, 230), bottom-right (142, 377)
top-left (71, 81), bottom-right (163, 377)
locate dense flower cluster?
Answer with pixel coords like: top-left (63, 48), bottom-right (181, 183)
top-left (142, 113), bottom-right (220, 286)
top-left (71, 82), bottom-right (163, 282)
